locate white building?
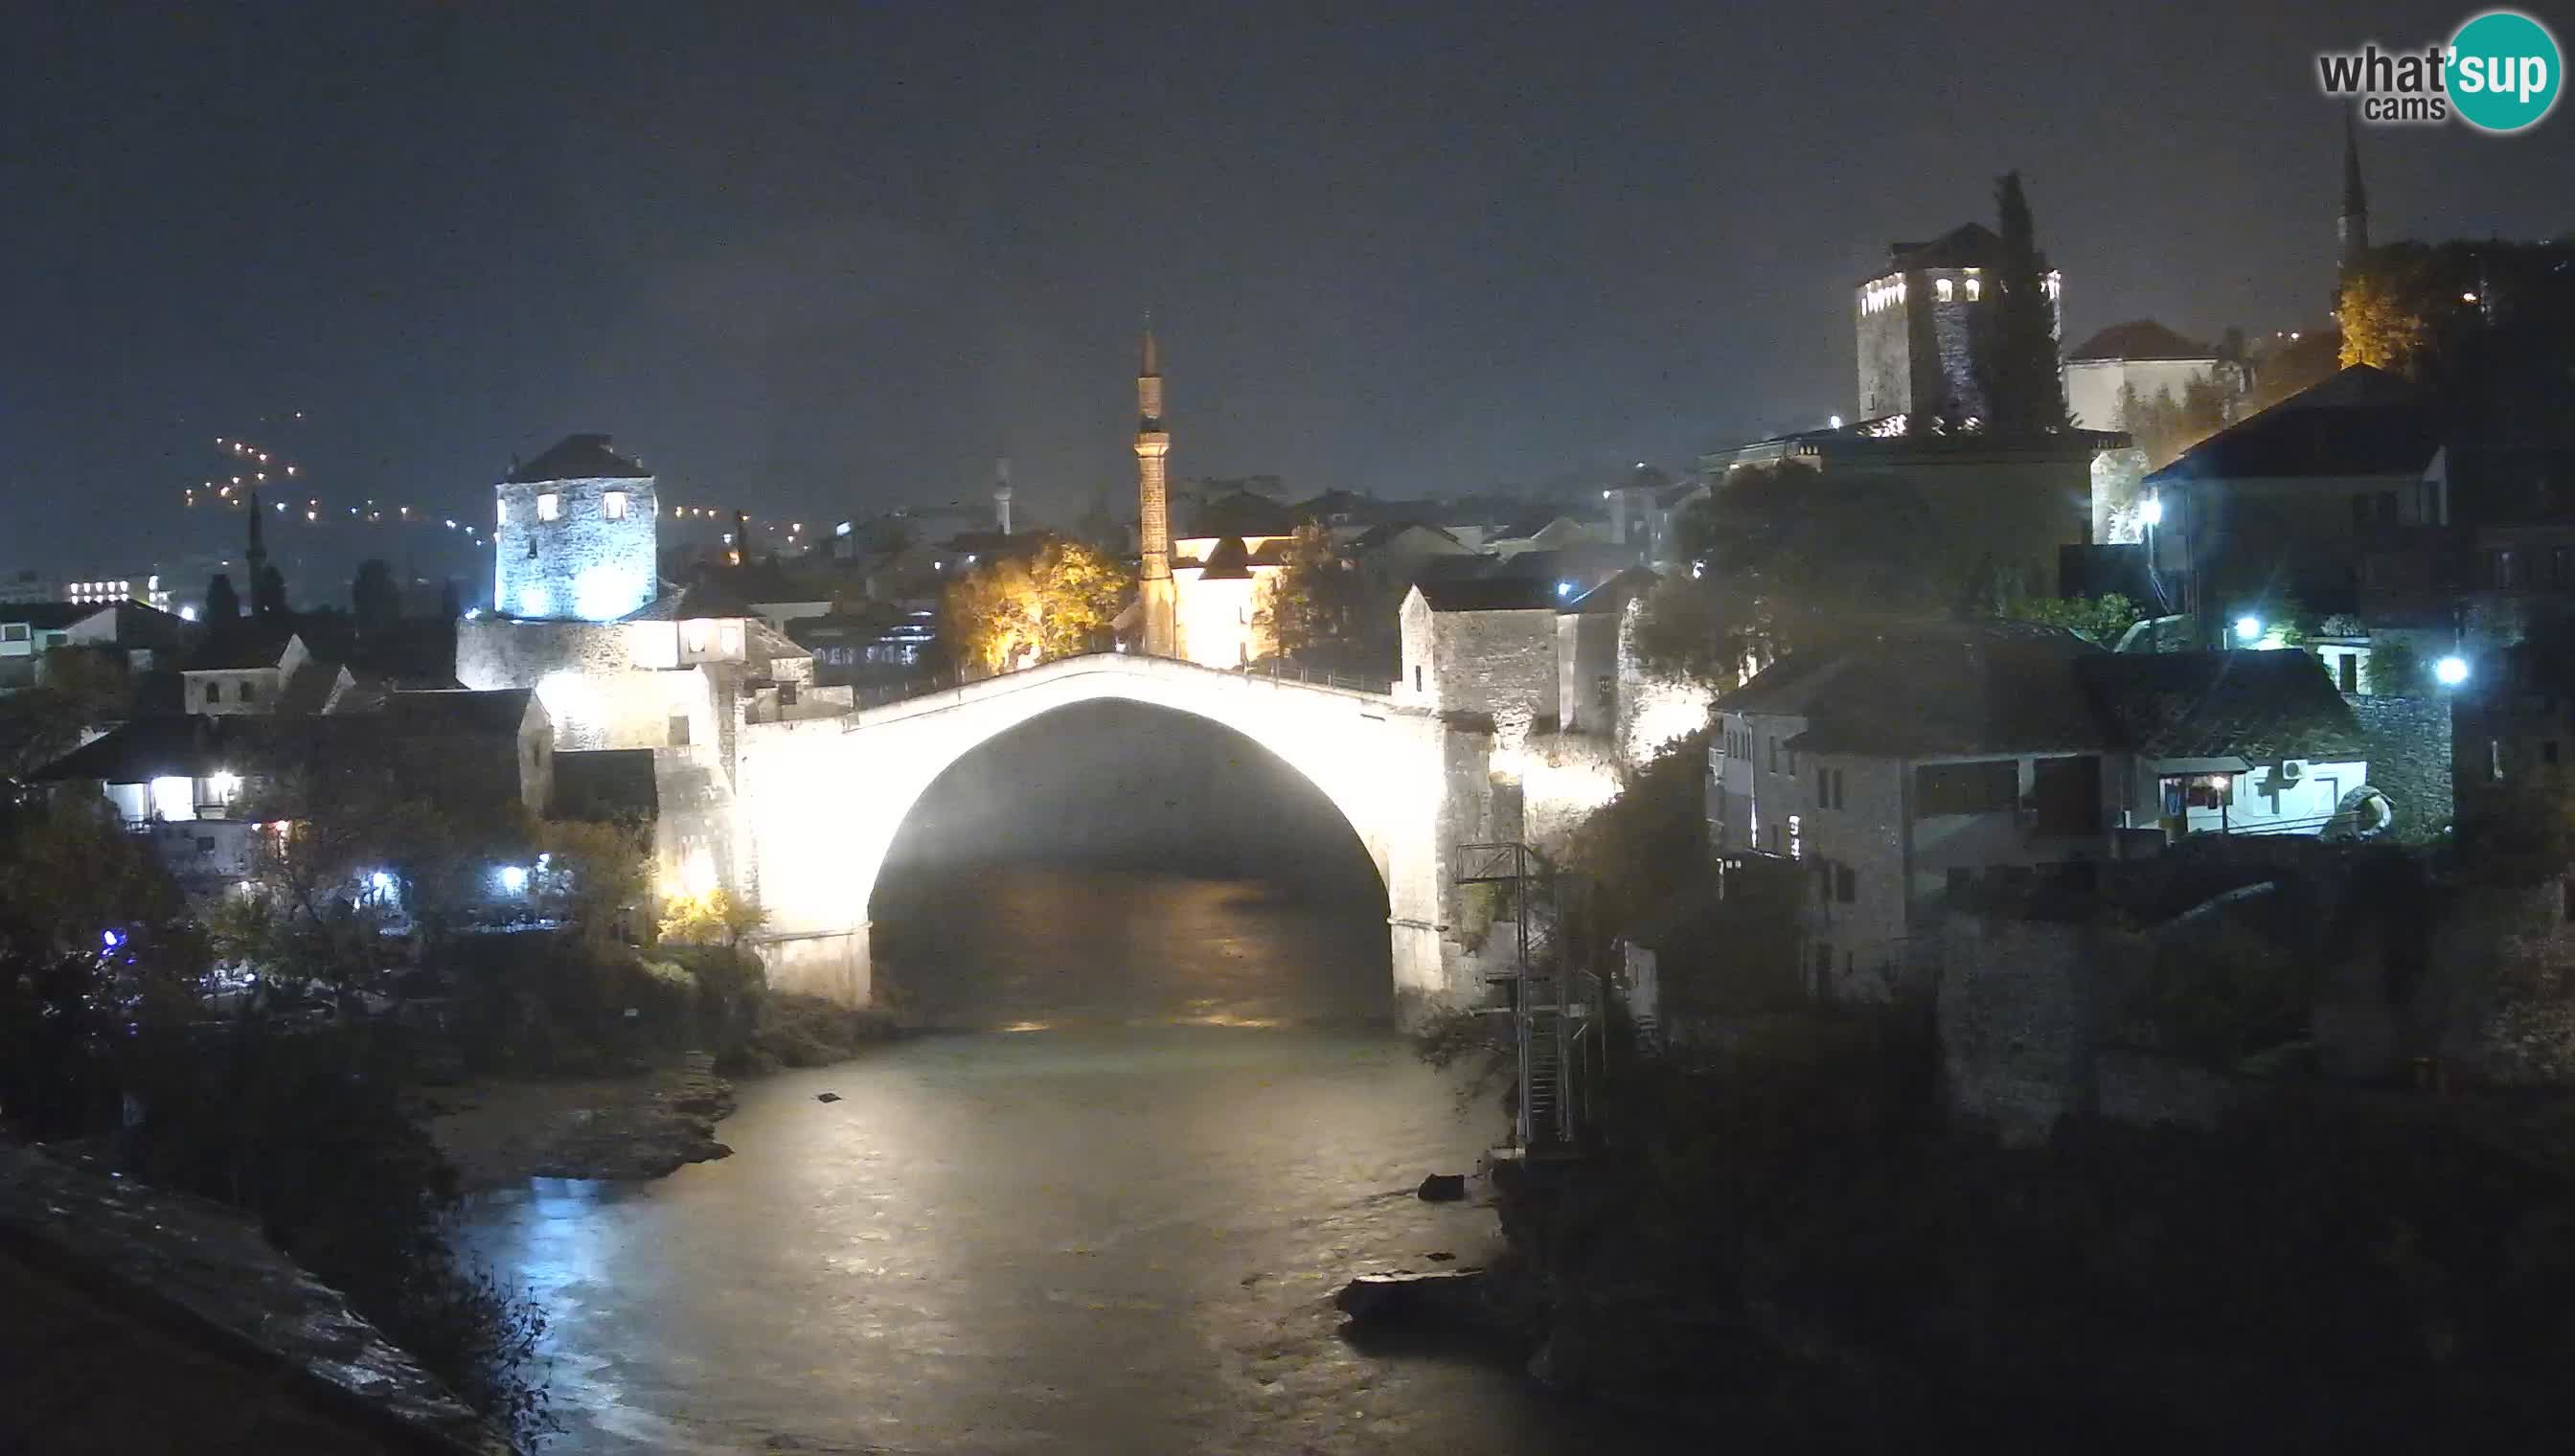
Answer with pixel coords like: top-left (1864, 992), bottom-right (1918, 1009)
top-left (2062, 319), bottom-right (2233, 432)
top-left (1712, 626), bottom-right (2370, 1000)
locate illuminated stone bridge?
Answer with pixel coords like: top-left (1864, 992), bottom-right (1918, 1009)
top-left (735, 651), bottom-right (1529, 1016)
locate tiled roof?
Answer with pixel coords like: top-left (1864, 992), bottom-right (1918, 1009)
top-left (550, 748), bottom-right (657, 821)
top-left (182, 625), bottom-right (298, 671)
top-left (620, 581), bottom-right (760, 623)
top-left (0, 603), bottom-right (101, 631)
top-left (1184, 490), bottom-right (1299, 538)
top-left (1196, 535), bottom-right (1256, 580)
top-left (508, 433), bottom-right (649, 483)
top-left (1869, 222), bottom-right (2025, 279)
top-left (2067, 319), bottom-right (2217, 364)
top-left (1416, 578), bottom-right (1562, 612)
top-left (2075, 650), bottom-right (2366, 761)
top-left (1348, 520), bottom-right (1465, 554)
top-left (1566, 566), bottom-right (1661, 615)
top-left (2145, 365), bottom-right (2438, 483)
top-left (369, 688), bottom-right (536, 737)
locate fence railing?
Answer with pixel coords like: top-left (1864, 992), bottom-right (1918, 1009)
top-left (834, 650), bottom-right (1390, 713)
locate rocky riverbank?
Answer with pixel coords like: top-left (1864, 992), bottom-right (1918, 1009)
top-left (422, 1054), bottom-right (738, 1192)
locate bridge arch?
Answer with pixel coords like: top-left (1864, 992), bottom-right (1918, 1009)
top-left (733, 654), bottom-right (1470, 1015)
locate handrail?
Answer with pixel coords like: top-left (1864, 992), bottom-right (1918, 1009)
top-left (834, 650), bottom-right (1393, 714)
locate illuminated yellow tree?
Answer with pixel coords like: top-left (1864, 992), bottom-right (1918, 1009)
top-left (2337, 265), bottom-right (2429, 372)
top-left (942, 537), bottom-right (1128, 675)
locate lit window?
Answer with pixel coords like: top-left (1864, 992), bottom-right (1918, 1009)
top-left (1936, 278), bottom-right (1954, 303)
top-left (604, 490), bottom-right (628, 521)
top-left (497, 499), bottom-right (509, 526)
top-left (1965, 278), bottom-right (1982, 301)
top-left (536, 492), bottom-right (562, 522)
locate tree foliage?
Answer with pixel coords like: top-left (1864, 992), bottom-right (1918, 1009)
top-left (941, 536), bottom-right (1128, 674)
top-left (204, 570), bottom-right (242, 623)
top-left (352, 557), bottom-right (401, 641)
top-left (1251, 521), bottom-right (1361, 664)
top-left (1565, 730), bottom-right (1713, 935)
top-left (657, 886), bottom-right (766, 946)
top-left (1630, 466), bottom-right (1950, 683)
top-left (535, 817), bottom-right (651, 944)
top-left (2119, 375), bottom-right (2232, 469)
top-left (2338, 260), bottom-right (2433, 373)
top-left (1983, 170), bottom-right (2070, 434)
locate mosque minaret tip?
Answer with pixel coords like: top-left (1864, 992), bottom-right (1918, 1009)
top-left (1134, 324), bottom-right (1177, 657)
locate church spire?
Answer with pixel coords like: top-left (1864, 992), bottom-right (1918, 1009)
top-left (1133, 320), bottom-right (1176, 657)
top-left (2338, 111), bottom-right (2370, 267)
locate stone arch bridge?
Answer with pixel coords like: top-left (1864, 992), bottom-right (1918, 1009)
top-left (733, 652), bottom-right (1596, 1016)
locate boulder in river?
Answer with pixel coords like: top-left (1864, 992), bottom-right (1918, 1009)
top-left (815, 1092), bottom-right (843, 1103)
top-left (1335, 1268), bottom-right (1491, 1327)
top-left (1416, 1172), bottom-right (1467, 1201)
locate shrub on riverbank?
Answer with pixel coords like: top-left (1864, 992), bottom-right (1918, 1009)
top-left (718, 991), bottom-right (900, 1074)
top-left (114, 1021), bottom-right (554, 1450)
top-left (444, 933), bottom-right (770, 1074)
top-left (1498, 1011), bottom-right (2575, 1445)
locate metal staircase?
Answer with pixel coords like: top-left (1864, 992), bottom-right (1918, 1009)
top-left (1456, 842), bottom-right (1603, 1154)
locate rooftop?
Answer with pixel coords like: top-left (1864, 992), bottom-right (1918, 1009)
top-left (2075, 650), bottom-right (2366, 762)
top-left (2145, 365), bottom-right (2438, 483)
top-left (1415, 578), bottom-right (1564, 612)
top-left (2067, 319), bottom-right (2219, 364)
top-left (507, 433), bottom-right (650, 484)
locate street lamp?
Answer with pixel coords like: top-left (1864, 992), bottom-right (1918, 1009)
top-left (2140, 493), bottom-right (2163, 527)
top-left (2435, 654), bottom-right (2470, 686)
top-left (2235, 615), bottom-right (2263, 644)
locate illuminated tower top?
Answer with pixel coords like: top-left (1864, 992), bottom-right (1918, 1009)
top-left (1133, 325), bottom-right (1177, 656)
top-left (493, 433), bottom-right (658, 622)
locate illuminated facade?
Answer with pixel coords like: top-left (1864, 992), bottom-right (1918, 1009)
top-left (1133, 330), bottom-right (1178, 657)
top-left (494, 433), bottom-right (658, 623)
top-left (1855, 222), bottom-right (2062, 424)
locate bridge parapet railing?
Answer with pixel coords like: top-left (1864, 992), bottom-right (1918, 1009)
top-left (835, 651), bottom-right (1391, 714)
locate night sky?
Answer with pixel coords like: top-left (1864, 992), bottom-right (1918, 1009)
top-left (7, 1), bottom-right (2570, 571)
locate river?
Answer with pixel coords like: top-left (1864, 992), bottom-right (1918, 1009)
top-left (461, 866), bottom-right (1675, 1454)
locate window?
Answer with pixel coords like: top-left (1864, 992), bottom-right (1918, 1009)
top-left (2492, 549), bottom-right (2517, 589)
top-left (2338, 653), bottom-right (2359, 694)
top-left (603, 490), bottom-right (628, 521)
top-left (536, 492), bottom-right (562, 522)
top-left (0, 623), bottom-right (25, 644)
top-left (1914, 760), bottom-right (2018, 816)
top-left (239, 680), bottom-right (257, 703)
top-left (1413, 666), bottom-right (1424, 692)
top-left (1786, 744), bottom-right (1800, 777)
top-left (1835, 863), bottom-right (1856, 903)
top-left (1595, 673), bottom-right (1613, 709)
top-left (204, 681), bottom-right (221, 704)
top-left (1964, 277), bottom-right (1982, 301)
top-left (2159, 773), bottom-right (2235, 812)
top-left (2352, 494), bottom-right (2371, 529)
top-left (669, 715), bottom-right (692, 747)
top-left (195, 836), bottom-right (216, 853)
top-left (1787, 813), bottom-right (1802, 860)
top-left (1935, 278), bottom-right (1954, 303)
top-left (497, 498), bottom-right (508, 526)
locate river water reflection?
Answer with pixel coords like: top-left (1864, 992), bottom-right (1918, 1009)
top-left (462, 869), bottom-right (1675, 1454)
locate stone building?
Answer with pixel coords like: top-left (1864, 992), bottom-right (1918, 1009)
top-left (1855, 222), bottom-right (2062, 425)
top-left (1711, 626), bottom-right (2373, 1000)
top-left (2061, 319), bottom-right (2233, 433)
top-left (492, 434), bottom-right (658, 624)
top-left (457, 432), bottom-right (846, 903)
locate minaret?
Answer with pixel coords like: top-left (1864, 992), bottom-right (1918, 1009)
top-left (993, 456), bottom-right (1014, 536)
top-left (244, 487), bottom-right (272, 618)
top-left (1134, 325), bottom-right (1177, 657)
top-left (2337, 112), bottom-right (2370, 269)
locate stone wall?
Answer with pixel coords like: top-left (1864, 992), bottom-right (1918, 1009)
top-left (1425, 607), bottom-right (1559, 741)
top-left (493, 472), bottom-right (657, 622)
top-left (2343, 692), bottom-right (2452, 837)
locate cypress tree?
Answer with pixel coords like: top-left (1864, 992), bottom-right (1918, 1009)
top-left (1987, 171), bottom-right (2071, 435)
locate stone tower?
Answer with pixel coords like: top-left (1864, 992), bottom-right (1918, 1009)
top-left (2337, 113), bottom-right (2370, 269)
top-left (1853, 223), bottom-right (2060, 425)
top-left (493, 433), bottom-right (659, 622)
top-left (994, 456), bottom-right (1014, 536)
top-left (1134, 328), bottom-right (1177, 657)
